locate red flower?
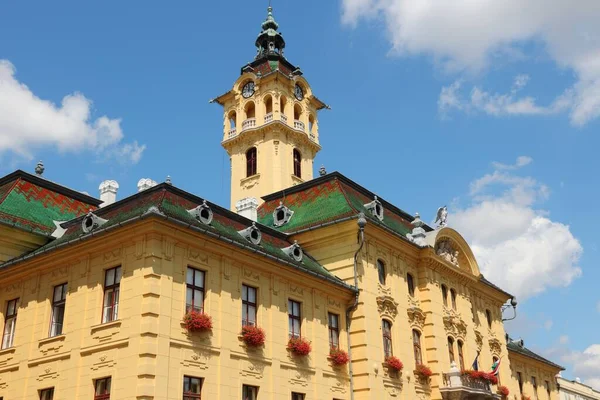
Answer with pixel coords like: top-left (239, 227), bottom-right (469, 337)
top-left (183, 311), bottom-right (212, 332)
top-left (330, 348), bottom-right (350, 366)
top-left (462, 370), bottom-right (499, 385)
top-left (415, 363), bottom-right (433, 378)
top-left (287, 337), bottom-right (311, 356)
top-left (497, 385), bottom-right (510, 396)
top-left (385, 356), bottom-right (404, 372)
top-left (241, 325), bottom-right (266, 347)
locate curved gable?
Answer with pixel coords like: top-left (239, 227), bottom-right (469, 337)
top-left (426, 227), bottom-right (481, 277)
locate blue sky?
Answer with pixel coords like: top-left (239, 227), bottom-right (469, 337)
top-left (1, 0), bottom-right (599, 385)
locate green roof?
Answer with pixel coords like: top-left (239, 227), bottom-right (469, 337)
top-left (258, 172), bottom-right (420, 237)
top-left (0, 170), bottom-right (101, 236)
top-left (507, 339), bottom-right (564, 370)
top-left (5, 184), bottom-right (349, 290)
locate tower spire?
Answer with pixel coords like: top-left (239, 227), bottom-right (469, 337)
top-left (255, 5), bottom-right (285, 59)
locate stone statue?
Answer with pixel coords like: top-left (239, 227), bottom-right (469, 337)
top-left (435, 206), bottom-right (448, 228)
top-left (436, 240), bottom-right (460, 267)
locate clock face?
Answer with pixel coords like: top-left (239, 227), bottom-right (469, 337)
top-left (294, 84), bottom-right (304, 100)
top-left (242, 82), bottom-right (255, 98)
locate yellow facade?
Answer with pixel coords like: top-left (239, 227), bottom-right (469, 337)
top-left (0, 5), bottom-right (566, 400)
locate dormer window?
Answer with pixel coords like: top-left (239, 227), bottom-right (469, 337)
top-left (188, 200), bottom-right (213, 225)
top-left (282, 241), bottom-right (303, 262)
top-left (273, 202), bottom-right (294, 227)
top-left (82, 211), bottom-right (108, 233)
top-left (238, 222), bottom-right (262, 245)
top-left (364, 196), bottom-right (384, 221)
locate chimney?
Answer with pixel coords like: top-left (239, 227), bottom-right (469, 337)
top-left (99, 180), bottom-right (119, 207)
top-left (236, 197), bottom-right (258, 221)
top-left (137, 178), bottom-right (157, 192)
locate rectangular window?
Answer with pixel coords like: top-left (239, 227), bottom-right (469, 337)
top-left (242, 385), bottom-right (258, 400)
top-left (545, 380), bottom-right (551, 397)
top-left (413, 329), bottom-right (422, 365)
top-left (532, 376), bottom-right (538, 399)
top-left (328, 313), bottom-right (340, 349)
top-left (39, 388), bottom-right (54, 400)
top-left (517, 372), bottom-right (523, 394)
top-left (186, 267), bottom-right (205, 313)
top-left (49, 283), bottom-right (67, 337)
top-left (2, 298), bottom-right (18, 349)
top-left (288, 300), bottom-right (301, 338)
top-left (242, 285), bottom-right (257, 326)
top-left (407, 273), bottom-right (415, 297)
top-left (382, 320), bottom-right (393, 358)
top-left (291, 393), bottom-right (305, 400)
top-left (183, 376), bottom-right (203, 399)
top-left (94, 377), bottom-right (111, 400)
top-left (448, 337), bottom-right (455, 363)
top-left (457, 340), bottom-right (465, 371)
top-left (102, 266), bottom-right (121, 323)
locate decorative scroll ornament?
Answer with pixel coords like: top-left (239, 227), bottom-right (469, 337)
top-left (376, 296), bottom-right (399, 320)
top-left (407, 306), bottom-right (426, 329)
top-left (475, 330), bottom-right (484, 351)
top-left (442, 308), bottom-right (467, 339)
top-left (489, 338), bottom-right (503, 355)
top-left (435, 239), bottom-right (459, 267)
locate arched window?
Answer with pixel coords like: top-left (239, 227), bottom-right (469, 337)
top-left (450, 289), bottom-right (457, 310)
top-left (382, 320), bottom-right (393, 359)
top-left (377, 259), bottom-right (386, 285)
top-left (280, 96), bottom-right (287, 121)
top-left (448, 337), bottom-right (455, 363)
top-left (407, 273), bottom-right (415, 297)
top-left (246, 147), bottom-right (257, 177)
top-left (412, 329), bottom-right (422, 365)
top-left (457, 340), bottom-right (465, 370)
top-left (293, 149), bottom-right (302, 178)
top-left (441, 284), bottom-right (448, 307)
top-left (245, 101), bottom-right (255, 119)
top-left (294, 104), bottom-right (302, 120)
top-left (308, 114), bottom-right (315, 134)
top-left (486, 309), bottom-right (492, 329)
top-left (265, 95), bottom-right (273, 114)
top-left (228, 110), bottom-right (236, 133)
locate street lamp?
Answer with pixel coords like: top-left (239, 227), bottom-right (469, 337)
top-left (501, 297), bottom-right (518, 322)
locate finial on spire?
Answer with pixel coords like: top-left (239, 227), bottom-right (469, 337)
top-left (255, 3), bottom-right (285, 59)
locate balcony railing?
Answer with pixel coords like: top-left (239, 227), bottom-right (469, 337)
top-left (228, 128), bottom-right (237, 138)
top-left (294, 120), bottom-right (305, 131)
top-left (440, 363), bottom-right (501, 400)
top-left (264, 112), bottom-right (273, 123)
top-left (309, 132), bottom-right (316, 141)
top-left (242, 118), bottom-right (256, 131)
top-left (281, 114), bottom-right (288, 124)
top-left (443, 374), bottom-right (492, 392)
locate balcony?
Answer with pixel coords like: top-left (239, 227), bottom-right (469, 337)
top-left (242, 118), bottom-right (256, 131)
top-left (294, 120), bottom-right (305, 131)
top-left (309, 132), bottom-right (316, 141)
top-left (281, 114), bottom-right (288, 124)
top-left (440, 363), bottom-right (502, 400)
top-left (264, 112), bottom-right (273, 123)
top-left (228, 128), bottom-right (237, 138)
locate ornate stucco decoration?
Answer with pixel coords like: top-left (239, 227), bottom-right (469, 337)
top-left (377, 296), bottom-right (399, 321)
top-left (488, 338), bottom-right (503, 356)
top-left (407, 306), bottom-right (426, 329)
top-left (435, 239), bottom-right (460, 267)
top-left (475, 330), bottom-right (483, 351)
top-left (442, 308), bottom-right (467, 339)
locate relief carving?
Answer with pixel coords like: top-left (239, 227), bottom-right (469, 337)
top-left (103, 248), bottom-right (122, 263)
top-left (243, 267), bottom-right (260, 282)
top-left (435, 239), bottom-right (459, 267)
top-left (290, 284), bottom-right (304, 296)
top-left (240, 360), bottom-right (266, 379)
top-left (188, 248), bottom-right (208, 263)
top-left (443, 308), bottom-right (467, 339)
top-left (475, 330), bottom-right (483, 351)
top-left (91, 354), bottom-right (116, 371)
top-left (135, 236), bottom-right (146, 259)
top-left (181, 349), bottom-right (209, 369)
top-left (407, 307), bottom-right (426, 329)
top-left (162, 238), bottom-right (174, 260)
top-left (489, 338), bottom-right (503, 355)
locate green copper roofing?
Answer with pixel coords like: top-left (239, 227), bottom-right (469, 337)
top-left (24, 184), bottom-right (348, 289)
top-left (507, 339), bottom-right (564, 370)
top-left (258, 172), bottom-right (417, 237)
top-left (255, 6), bottom-right (285, 59)
top-left (0, 171), bottom-right (100, 236)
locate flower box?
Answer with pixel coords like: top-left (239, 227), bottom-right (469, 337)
top-left (183, 311), bottom-right (212, 332)
top-left (415, 363), bottom-right (433, 378)
top-left (462, 370), bottom-right (499, 385)
top-left (287, 337), bottom-right (311, 356)
top-left (329, 348), bottom-right (349, 366)
top-left (385, 356), bottom-right (404, 372)
top-left (241, 325), bottom-right (265, 347)
top-left (497, 385), bottom-right (510, 396)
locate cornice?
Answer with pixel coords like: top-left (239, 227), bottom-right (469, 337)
top-left (221, 121), bottom-right (321, 152)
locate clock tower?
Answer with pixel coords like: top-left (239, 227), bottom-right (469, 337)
top-left (212, 6), bottom-right (327, 212)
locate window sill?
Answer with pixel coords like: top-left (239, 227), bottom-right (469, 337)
top-left (291, 174), bottom-right (304, 184)
top-left (241, 173), bottom-right (260, 184)
top-left (91, 320), bottom-right (121, 333)
top-left (39, 335), bottom-right (66, 346)
top-left (0, 347), bottom-right (16, 356)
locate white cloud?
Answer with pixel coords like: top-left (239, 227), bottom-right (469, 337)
top-left (559, 335), bottom-right (569, 344)
top-left (451, 157), bottom-right (582, 300)
top-left (439, 75), bottom-right (573, 119)
top-left (544, 320), bottom-right (553, 331)
top-left (492, 156), bottom-right (533, 171)
top-left (0, 60), bottom-right (144, 163)
top-left (547, 344), bottom-right (600, 389)
top-left (341, 0), bottom-right (600, 125)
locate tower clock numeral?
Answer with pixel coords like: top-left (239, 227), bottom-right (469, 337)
top-left (242, 82), bottom-right (255, 98)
